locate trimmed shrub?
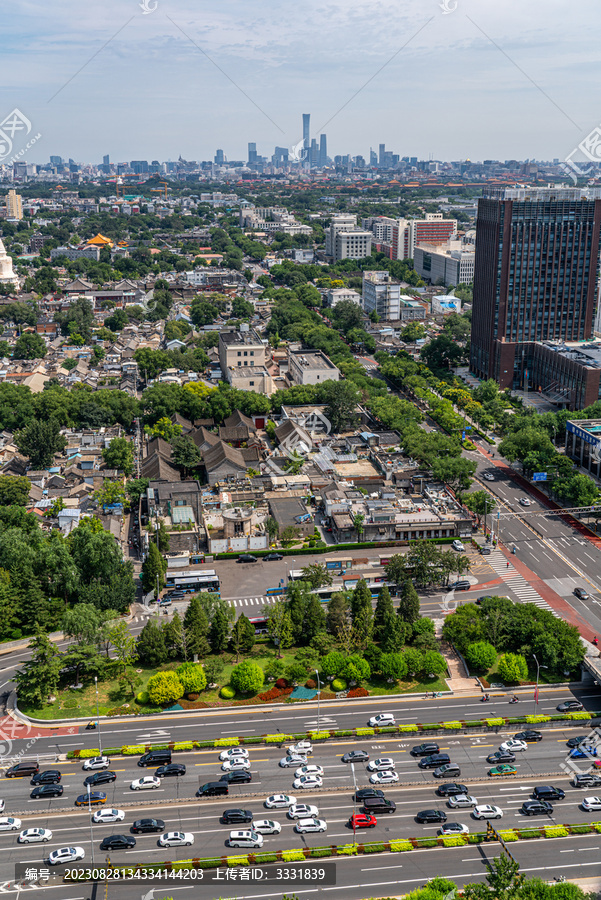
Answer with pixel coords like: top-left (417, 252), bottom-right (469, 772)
top-left (265, 733), bottom-right (293, 743)
top-left (467, 833), bottom-right (487, 844)
top-left (544, 826), bottom-right (568, 838)
top-left (305, 679), bottom-right (317, 689)
top-left (282, 850), bottom-right (305, 862)
top-left (63, 698), bottom-right (78, 709)
top-left (347, 687), bottom-right (369, 698)
top-left (197, 858), bottom-right (223, 869)
top-left (337, 844), bottom-right (359, 856)
top-left (525, 715), bottom-right (551, 724)
top-left (309, 848), bottom-right (333, 858)
top-left (485, 718), bottom-right (504, 727)
top-left (464, 720), bottom-right (484, 728)
top-left (415, 838), bottom-right (438, 848)
top-left (220, 686), bottom-right (236, 699)
top-left (214, 737), bottom-right (239, 747)
top-left (309, 731), bottom-right (331, 741)
top-left (399, 724), bottom-right (419, 732)
top-left (421, 723), bottom-right (440, 731)
top-left (498, 830), bottom-right (519, 842)
top-left (390, 840), bottom-right (413, 852)
top-left (136, 691), bottom-right (150, 704)
top-left (569, 711), bottom-right (593, 720)
top-left (569, 824), bottom-right (593, 835)
top-left (334, 730), bottom-right (354, 737)
top-left (147, 671), bottom-right (184, 706)
top-left (442, 836), bottom-right (467, 847)
top-left (275, 678), bottom-right (288, 689)
top-left (442, 721), bottom-right (462, 730)
top-left (363, 842), bottom-right (385, 853)
top-left (592, 822), bottom-right (601, 834)
top-left (79, 748), bottom-right (100, 758)
top-left (122, 744), bottom-right (146, 755)
top-left (519, 828), bottom-right (542, 839)
top-left (254, 852), bottom-right (279, 864)
top-left (226, 856), bottom-right (249, 867)
top-left (231, 660), bottom-right (265, 695)
top-left (177, 662), bottom-right (207, 694)
top-left (331, 678), bottom-right (347, 692)
top-left (173, 742), bottom-right (193, 751)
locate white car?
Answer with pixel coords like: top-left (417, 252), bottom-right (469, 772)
top-left (19, 828), bottom-right (52, 843)
top-left (294, 765), bottom-right (324, 778)
top-left (473, 805), bottom-right (503, 820)
top-left (500, 740), bottom-right (527, 753)
top-left (265, 794), bottom-right (297, 809)
top-left (288, 803), bottom-right (319, 819)
top-left (519, 498), bottom-right (531, 507)
top-left (439, 823), bottom-right (469, 836)
top-left (280, 755), bottom-right (308, 768)
top-left (368, 714), bottom-right (395, 727)
top-left (581, 796), bottom-right (601, 811)
top-left (130, 776), bottom-right (161, 791)
top-left (82, 756), bottom-right (110, 770)
top-left (219, 748), bottom-right (249, 762)
top-left (221, 759), bottom-right (251, 772)
top-left (452, 540), bottom-right (465, 552)
top-left (228, 830), bottom-right (263, 849)
top-left (367, 758), bottom-right (395, 772)
top-left (48, 847), bottom-right (85, 866)
top-left (92, 808), bottom-right (125, 824)
top-left (252, 819), bottom-right (282, 834)
top-left (448, 794), bottom-right (477, 809)
top-left (293, 775), bottom-right (323, 790)
top-left (483, 473), bottom-right (495, 481)
top-left (0, 800), bottom-right (4, 813)
top-left (287, 741), bottom-right (313, 756)
top-left (295, 817), bottom-right (327, 834)
top-left (159, 831), bottom-right (194, 847)
top-left (0, 817), bottom-right (20, 831)
top-left (369, 770), bottom-right (399, 785)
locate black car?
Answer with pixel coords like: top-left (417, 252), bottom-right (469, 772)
top-left (411, 743), bottom-right (440, 757)
top-left (486, 751), bottom-right (516, 764)
top-left (131, 818), bottom-right (165, 834)
top-left (155, 764), bottom-right (186, 777)
top-left (418, 754), bottom-right (450, 769)
top-left (476, 596), bottom-right (494, 605)
top-left (574, 587), bottom-right (590, 600)
top-left (6, 762), bottom-right (39, 778)
top-left (521, 800), bottom-right (553, 816)
top-left (237, 554), bottom-right (258, 563)
top-left (533, 786), bottom-right (565, 801)
top-left (557, 700), bottom-right (584, 712)
top-left (31, 785), bottom-right (63, 799)
top-left (222, 809), bottom-right (253, 824)
top-left (416, 809), bottom-right (448, 824)
top-left (167, 591), bottom-right (186, 599)
top-left (567, 735), bottom-right (589, 749)
top-left (264, 553), bottom-right (283, 561)
top-left (31, 770), bottom-right (61, 785)
top-left (84, 771), bottom-right (116, 787)
top-left (513, 731), bottom-right (543, 743)
top-left (573, 773), bottom-right (601, 787)
top-left (342, 750), bottom-right (370, 763)
top-left (220, 771), bottom-right (252, 784)
top-left (354, 788), bottom-right (384, 802)
top-left (436, 783), bottom-right (468, 797)
top-left (100, 835), bottom-right (136, 851)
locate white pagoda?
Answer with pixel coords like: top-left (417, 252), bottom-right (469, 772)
top-left (0, 239), bottom-right (18, 288)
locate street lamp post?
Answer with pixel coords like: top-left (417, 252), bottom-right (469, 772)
top-left (532, 654), bottom-right (548, 714)
top-left (94, 676), bottom-right (102, 756)
top-left (314, 669), bottom-right (321, 731)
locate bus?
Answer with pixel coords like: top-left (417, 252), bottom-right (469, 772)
top-left (165, 569), bottom-right (220, 594)
top-left (248, 615), bottom-right (269, 635)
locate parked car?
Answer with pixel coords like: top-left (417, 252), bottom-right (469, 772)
top-left (452, 540), bottom-right (465, 552)
top-left (237, 554), bottom-right (258, 563)
top-left (264, 553), bottom-right (283, 561)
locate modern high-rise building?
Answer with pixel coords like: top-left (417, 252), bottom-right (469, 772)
top-left (6, 189), bottom-right (23, 221)
top-left (369, 149), bottom-right (378, 167)
top-left (390, 214), bottom-right (457, 260)
top-left (49, 156), bottom-right (63, 166)
top-left (302, 113), bottom-right (310, 150)
top-left (214, 149), bottom-right (225, 165)
top-left (103, 154), bottom-right (110, 166)
top-left (470, 186), bottom-right (601, 407)
top-left (248, 142), bottom-right (257, 164)
top-left (319, 134), bottom-right (327, 167)
top-left (310, 138), bottom-right (318, 168)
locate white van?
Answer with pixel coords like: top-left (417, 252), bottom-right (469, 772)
top-left (228, 830), bottom-right (263, 849)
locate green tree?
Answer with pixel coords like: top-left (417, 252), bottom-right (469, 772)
top-left (176, 661), bottom-right (207, 694)
top-left (321, 380), bottom-right (361, 432)
top-left (326, 591), bottom-right (349, 636)
top-left (342, 654), bottom-right (371, 683)
top-left (146, 417), bottom-right (183, 441)
top-left (102, 437), bottom-right (134, 475)
top-left (163, 609), bottom-right (184, 659)
top-left (373, 585), bottom-right (395, 642)
top-left (465, 640), bottom-right (497, 673)
top-left (141, 542), bottom-right (167, 595)
top-left (420, 650), bottom-right (447, 677)
top-left (13, 333), bottom-right (47, 360)
top-left (15, 626), bottom-right (62, 707)
top-left (0, 475), bottom-right (31, 506)
top-left (397, 579), bottom-right (420, 623)
top-left (379, 652), bottom-right (408, 681)
top-left (266, 600), bottom-right (294, 658)
top-left (498, 652), bottom-right (528, 684)
top-left (183, 596), bottom-right (211, 658)
top-left (209, 606), bottom-right (230, 653)
top-left (126, 478), bottom-right (149, 504)
top-left (280, 525), bottom-right (300, 545)
top-left (136, 618), bottom-right (168, 666)
top-left (203, 656), bottom-right (225, 686)
top-left (107, 620), bottom-right (138, 674)
top-left (171, 434), bottom-right (201, 475)
top-left (400, 322), bottom-right (426, 342)
top-left (403, 647), bottom-right (423, 677)
top-left (303, 594), bottom-right (327, 642)
top-left (462, 490), bottom-right (496, 522)
top-left (147, 670), bottom-right (184, 705)
top-left (229, 614), bottom-right (255, 661)
top-left (320, 650), bottom-right (346, 679)
top-left (300, 564), bottom-right (332, 589)
top-left (230, 660), bottom-right (264, 694)
top-left (15, 418), bottom-right (67, 469)
top-left (264, 658), bottom-right (286, 681)
top-left (432, 456), bottom-right (477, 491)
top-left (264, 516), bottom-right (279, 541)
top-left (350, 578), bottom-right (372, 620)
top-left (94, 480), bottom-right (126, 508)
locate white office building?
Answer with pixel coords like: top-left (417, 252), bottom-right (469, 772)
top-left (362, 271), bottom-right (402, 320)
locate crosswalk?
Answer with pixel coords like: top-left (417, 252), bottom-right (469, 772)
top-left (488, 551), bottom-right (560, 617)
top-left (229, 595), bottom-right (278, 609)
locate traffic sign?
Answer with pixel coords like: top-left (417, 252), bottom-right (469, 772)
top-left (532, 472), bottom-right (547, 482)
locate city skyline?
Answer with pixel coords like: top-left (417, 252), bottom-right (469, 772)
top-left (2, 0), bottom-right (600, 165)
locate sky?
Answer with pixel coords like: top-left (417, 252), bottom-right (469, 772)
top-left (2, 0), bottom-right (601, 166)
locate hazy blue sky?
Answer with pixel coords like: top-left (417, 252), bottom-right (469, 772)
top-left (2, 0), bottom-right (600, 165)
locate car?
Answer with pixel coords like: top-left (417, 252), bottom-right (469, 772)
top-left (159, 831), bottom-right (194, 847)
top-left (237, 554), bottom-right (258, 563)
top-left (75, 792), bottom-right (106, 806)
top-left (295, 817), bottom-right (327, 833)
top-left (252, 820), bottom-right (282, 835)
top-left (31, 771), bottom-right (61, 785)
top-left (166, 591), bottom-right (186, 599)
top-left (354, 788), bottom-right (384, 802)
top-left (558, 701), bottom-right (584, 712)
top-left (573, 773), bottom-right (601, 788)
top-left (448, 794), bottom-right (477, 809)
top-left (367, 758), bottom-right (395, 772)
top-left (369, 770), bottom-right (399, 785)
top-left (130, 776), bottom-right (161, 791)
top-left (0, 817), bottom-right (20, 831)
top-left (486, 751), bottom-right (516, 764)
top-left (483, 473), bottom-right (495, 481)
top-left (131, 818), bottom-right (165, 834)
top-left (368, 714), bottom-right (396, 727)
top-left (569, 746), bottom-right (597, 759)
top-left (294, 765), bottom-right (324, 778)
top-left (228, 830), bottom-right (263, 849)
top-left (84, 770), bottom-right (117, 786)
top-left (293, 775), bottom-right (323, 790)
top-left (438, 823), bottom-right (469, 836)
top-left (533, 786), bottom-right (565, 801)
top-left (519, 498), bottom-right (531, 506)
top-left (6, 762), bottom-right (39, 778)
top-left (479, 546), bottom-right (492, 555)
top-left (31, 785), bottom-right (63, 800)
top-left (280, 755), bottom-right (308, 768)
top-left (48, 847), bottom-right (85, 866)
top-left (349, 813), bottom-right (377, 829)
top-left (436, 783), bottom-right (468, 798)
top-left (221, 809), bottom-right (253, 824)
top-left (219, 748), bottom-right (249, 762)
top-left (82, 756), bottom-right (110, 770)
top-left (567, 735), bottom-right (590, 749)
top-left (288, 803), bottom-right (319, 819)
top-left (434, 764), bottom-right (461, 779)
top-left (473, 805), bottom-right (503, 819)
top-left (448, 580), bottom-right (471, 591)
top-left (476, 595), bottom-right (495, 605)
top-left (155, 764), bottom-right (186, 777)
top-left (514, 731), bottom-right (543, 743)
top-left (221, 759), bottom-right (251, 772)
top-left (416, 809), bottom-right (447, 824)
top-left (100, 835), bottom-right (136, 851)
top-left (264, 553), bottom-right (283, 561)
top-left (220, 770), bottom-right (252, 784)
top-left (287, 741), bottom-right (313, 756)
top-left (18, 828), bottom-right (52, 843)
top-left (581, 796), bottom-right (601, 811)
top-left (419, 754), bottom-right (450, 769)
top-left (521, 801), bottom-right (553, 816)
top-left (488, 765), bottom-right (517, 777)
top-left (574, 587), bottom-right (590, 600)
top-left (265, 794), bottom-right (296, 809)
top-left (342, 750), bottom-right (370, 763)
top-left (452, 540), bottom-right (465, 552)
top-left (92, 809), bottom-right (125, 824)
top-left (411, 743), bottom-right (440, 757)
top-left (500, 740), bottom-right (527, 753)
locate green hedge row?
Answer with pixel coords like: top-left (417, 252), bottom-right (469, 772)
top-left (215, 536), bottom-right (456, 560)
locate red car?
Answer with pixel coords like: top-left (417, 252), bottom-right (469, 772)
top-left (349, 813), bottom-right (377, 829)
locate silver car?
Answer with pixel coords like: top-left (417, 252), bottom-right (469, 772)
top-left (447, 794), bottom-right (477, 809)
top-left (279, 755), bottom-right (308, 768)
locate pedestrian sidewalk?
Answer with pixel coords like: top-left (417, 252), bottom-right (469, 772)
top-left (440, 639), bottom-right (475, 692)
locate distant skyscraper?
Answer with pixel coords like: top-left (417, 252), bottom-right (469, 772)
top-left (369, 149), bottom-right (378, 167)
top-left (49, 156), bottom-right (63, 166)
top-left (6, 189), bottom-right (23, 221)
top-left (214, 149), bottom-right (225, 164)
top-left (319, 134), bottom-right (327, 167)
top-left (103, 154), bottom-right (110, 166)
top-left (379, 144), bottom-right (386, 166)
top-left (302, 113), bottom-right (310, 150)
top-left (248, 142), bottom-right (257, 165)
